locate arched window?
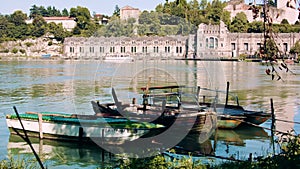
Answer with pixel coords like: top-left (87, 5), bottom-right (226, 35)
top-left (206, 37), bottom-right (219, 49)
top-left (209, 37), bottom-right (214, 49)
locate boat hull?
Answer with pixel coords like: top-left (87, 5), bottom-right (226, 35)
top-left (6, 113), bottom-right (164, 143)
top-left (92, 101), bottom-right (217, 134)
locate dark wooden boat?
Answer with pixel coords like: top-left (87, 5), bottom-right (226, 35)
top-left (197, 85), bottom-right (271, 126)
top-left (92, 86), bottom-right (217, 134)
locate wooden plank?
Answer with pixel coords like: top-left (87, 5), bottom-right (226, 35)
top-left (38, 113), bottom-right (43, 139)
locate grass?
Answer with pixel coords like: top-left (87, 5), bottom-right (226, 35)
top-left (0, 155), bottom-right (39, 169)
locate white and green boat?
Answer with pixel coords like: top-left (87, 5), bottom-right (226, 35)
top-left (6, 111), bottom-right (164, 143)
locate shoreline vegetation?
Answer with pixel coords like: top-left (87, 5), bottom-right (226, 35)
top-left (1, 134), bottom-right (299, 168)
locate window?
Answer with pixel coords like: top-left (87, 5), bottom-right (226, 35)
top-left (80, 47), bottom-right (84, 53)
top-left (283, 43), bottom-right (288, 52)
top-left (110, 47), bottom-right (115, 53)
top-left (70, 47), bottom-right (74, 53)
top-left (90, 47), bottom-right (94, 53)
top-left (142, 47), bottom-right (147, 53)
top-left (231, 43), bottom-right (236, 50)
top-left (121, 47), bottom-right (126, 53)
top-left (165, 46), bottom-right (170, 53)
top-left (154, 46), bottom-right (159, 53)
top-left (131, 46), bottom-right (136, 53)
top-left (244, 43), bottom-right (249, 51)
top-left (100, 47), bottom-right (104, 53)
top-left (209, 37), bottom-right (214, 49)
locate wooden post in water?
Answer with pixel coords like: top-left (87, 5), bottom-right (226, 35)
top-left (270, 98), bottom-right (276, 155)
top-left (38, 113), bottom-right (43, 139)
top-left (196, 86), bottom-right (200, 101)
top-left (225, 82), bottom-right (230, 106)
top-left (271, 99), bottom-right (275, 125)
top-left (79, 127), bottom-right (83, 141)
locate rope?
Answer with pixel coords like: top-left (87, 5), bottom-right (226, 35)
top-left (274, 118), bottom-right (300, 125)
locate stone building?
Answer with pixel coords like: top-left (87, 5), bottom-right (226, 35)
top-left (225, 0), bottom-right (298, 24)
top-left (63, 21), bottom-right (300, 60)
top-left (26, 17), bottom-right (76, 31)
top-left (63, 36), bottom-right (188, 60)
top-left (120, 6), bottom-right (141, 21)
top-left (190, 21), bottom-right (300, 59)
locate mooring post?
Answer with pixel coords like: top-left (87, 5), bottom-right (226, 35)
top-left (196, 86), bottom-right (200, 101)
top-left (270, 98), bottom-right (276, 155)
top-left (271, 98), bottom-right (275, 125)
top-left (79, 127), bottom-right (83, 141)
top-left (225, 81), bottom-right (230, 106)
top-left (38, 113), bottom-right (43, 139)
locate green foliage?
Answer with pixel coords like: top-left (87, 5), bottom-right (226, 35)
top-left (0, 49), bottom-right (9, 53)
top-left (19, 49), bottom-right (26, 54)
top-left (48, 41), bottom-right (53, 46)
top-left (229, 12), bottom-right (249, 32)
top-left (8, 11), bottom-right (27, 26)
top-left (11, 48), bottom-right (18, 54)
top-left (29, 5), bottom-right (62, 18)
top-left (117, 152), bottom-right (207, 169)
top-left (281, 19), bottom-right (289, 25)
top-left (239, 53), bottom-right (247, 60)
top-left (62, 8), bottom-right (69, 17)
top-left (248, 21), bottom-right (264, 33)
top-left (0, 155), bottom-right (39, 169)
top-left (47, 22), bottom-right (68, 41)
top-left (25, 42), bottom-right (34, 47)
top-left (290, 40), bottom-right (300, 54)
top-left (113, 5), bottom-right (120, 17)
top-left (265, 39), bottom-right (280, 58)
top-left (96, 15), bottom-right (137, 37)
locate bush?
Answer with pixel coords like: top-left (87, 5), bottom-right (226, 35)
top-left (48, 41), bottom-right (53, 46)
top-left (11, 48), bottom-right (18, 54)
top-left (24, 42), bottom-right (34, 47)
top-left (239, 53), bottom-right (247, 60)
top-left (19, 49), bottom-right (26, 54)
top-left (0, 49), bottom-right (9, 53)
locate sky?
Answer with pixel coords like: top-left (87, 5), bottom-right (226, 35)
top-left (0, 0), bottom-right (168, 16)
top-left (0, 0), bottom-right (255, 16)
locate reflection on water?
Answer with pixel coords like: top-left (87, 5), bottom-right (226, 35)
top-left (8, 135), bottom-right (114, 169)
top-left (0, 60), bottom-right (300, 167)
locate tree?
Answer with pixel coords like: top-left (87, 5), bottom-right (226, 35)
top-left (29, 5), bottom-right (40, 19)
top-left (32, 15), bottom-right (47, 27)
top-left (205, 0), bottom-right (227, 24)
top-left (281, 19), bottom-right (289, 25)
top-left (62, 8), bottom-right (69, 16)
top-left (248, 21), bottom-right (264, 33)
top-left (290, 40), bottom-right (300, 58)
top-left (113, 5), bottom-right (120, 17)
top-left (8, 11), bottom-right (27, 26)
top-left (229, 12), bottom-right (249, 32)
top-left (70, 6), bottom-right (93, 36)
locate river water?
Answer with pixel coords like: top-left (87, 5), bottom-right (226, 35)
top-left (0, 60), bottom-right (299, 168)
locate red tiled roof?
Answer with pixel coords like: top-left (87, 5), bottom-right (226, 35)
top-left (121, 5), bottom-right (139, 10)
